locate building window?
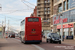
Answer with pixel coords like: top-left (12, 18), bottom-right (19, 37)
top-left (44, 15), bottom-right (46, 17)
top-left (47, 3), bottom-right (50, 6)
top-left (47, 18), bottom-right (50, 20)
top-left (44, 3), bottom-right (46, 6)
top-left (48, 11), bottom-right (50, 14)
top-left (38, 4), bottom-right (41, 6)
top-left (47, 15), bottom-right (50, 17)
top-left (48, 0), bottom-right (50, 2)
top-left (45, 11), bottom-right (47, 14)
top-left (38, 0), bottom-right (40, 2)
top-left (54, 0), bottom-right (60, 3)
top-left (37, 8), bottom-right (41, 10)
top-left (38, 15), bottom-right (41, 17)
top-left (38, 11), bottom-right (40, 13)
top-left (45, 0), bottom-right (47, 3)
top-left (48, 7), bottom-right (50, 10)
top-left (67, 0), bottom-right (70, 9)
top-left (45, 8), bottom-right (47, 10)
top-left (58, 4), bottom-right (62, 13)
top-left (64, 1), bottom-right (66, 11)
top-left (43, 18), bottom-right (46, 20)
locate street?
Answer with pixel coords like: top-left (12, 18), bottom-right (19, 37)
top-left (0, 38), bottom-right (75, 50)
top-left (0, 0), bottom-right (75, 50)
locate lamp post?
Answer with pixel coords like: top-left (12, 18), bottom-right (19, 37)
top-left (2, 21), bottom-right (4, 38)
top-left (61, 0), bottom-right (63, 41)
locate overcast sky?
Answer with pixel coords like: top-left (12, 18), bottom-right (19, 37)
top-left (0, 0), bottom-right (37, 32)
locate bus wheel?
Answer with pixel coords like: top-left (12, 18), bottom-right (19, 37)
top-left (24, 41), bottom-right (26, 44)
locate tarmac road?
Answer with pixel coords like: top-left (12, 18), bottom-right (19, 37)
top-left (0, 38), bottom-right (75, 50)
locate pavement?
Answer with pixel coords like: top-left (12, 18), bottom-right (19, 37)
top-left (62, 39), bottom-right (75, 46)
top-left (0, 38), bottom-right (8, 45)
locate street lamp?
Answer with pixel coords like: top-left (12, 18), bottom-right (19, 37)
top-left (0, 4), bottom-right (2, 11)
top-left (61, 0), bottom-right (63, 41)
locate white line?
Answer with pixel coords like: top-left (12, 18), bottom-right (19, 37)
top-left (32, 44), bottom-right (45, 50)
top-left (62, 43), bottom-right (75, 46)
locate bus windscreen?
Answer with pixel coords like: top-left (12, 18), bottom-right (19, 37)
top-left (28, 18), bottom-right (39, 22)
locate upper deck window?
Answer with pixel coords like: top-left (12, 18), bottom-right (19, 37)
top-left (28, 18), bottom-right (39, 22)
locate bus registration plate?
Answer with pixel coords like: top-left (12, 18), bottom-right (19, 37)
top-left (31, 32), bottom-right (36, 34)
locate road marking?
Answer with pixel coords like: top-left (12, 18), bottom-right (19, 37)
top-left (62, 43), bottom-right (75, 46)
top-left (12, 38), bottom-right (45, 50)
top-left (11, 38), bottom-right (21, 41)
top-left (32, 44), bottom-right (45, 50)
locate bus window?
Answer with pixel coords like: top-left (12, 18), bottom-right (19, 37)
top-left (28, 18), bottom-right (39, 22)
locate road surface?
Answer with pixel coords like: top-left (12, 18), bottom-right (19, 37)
top-left (0, 38), bottom-right (75, 50)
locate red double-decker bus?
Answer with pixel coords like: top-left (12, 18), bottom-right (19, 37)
top-left (20, 17), bottom-right (42, 44)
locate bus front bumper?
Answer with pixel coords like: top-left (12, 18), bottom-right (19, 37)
top-left (25, 40), bottom-right (42, 43)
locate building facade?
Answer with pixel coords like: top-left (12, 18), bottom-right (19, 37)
top-left (0, 27), bottom-right (2, 38)
top-left (51, 0), bottom-right (75, 40)
top-left (30, 6), bottom-right (37, 17)
top-left (37, 0), bottom-right (51, 36)
top-left (0, 4), bottom-right (2, 38)
top-left (0, 27), bottom-right (5, 38)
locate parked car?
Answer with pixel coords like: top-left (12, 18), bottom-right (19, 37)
top-left (46, 33), bottom-right (61, 44)
top-left (9, 34), bottom-right (15, 38)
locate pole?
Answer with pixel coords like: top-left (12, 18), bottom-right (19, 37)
top-left (2, 21), bottom-right (3, 38)
top-left (5, 16), bottom-right (6, 37)
top-left (5, 16), bottom-right (6, 27)
top-left (61, 0), bottom-right (63, 41)
top-left (8, 20), bottom-right (9, 36)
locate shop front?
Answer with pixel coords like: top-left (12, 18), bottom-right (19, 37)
top-left (57, 23), bottom-right (74, 39)
top-left (0, 27), bottom-right (2, 38)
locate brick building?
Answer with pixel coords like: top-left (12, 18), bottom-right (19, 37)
top-left (37, 0), bottom-right (51, 37)
top-left (30, 6), bottom-right (37, 17)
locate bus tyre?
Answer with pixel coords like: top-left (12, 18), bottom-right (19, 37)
top-left (46, 39), bottom-right (48, 43)
top-left (24, 41), bottom-right (26, 44)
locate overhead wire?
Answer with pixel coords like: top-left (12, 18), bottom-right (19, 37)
top-left (0, 14), bottom-right (23, 21)
top-left (4, 9), bottom-right (33, 14)
top-left (22, 0), bottom-right (36, 6)
top-left (0, 0), bottom-right (36, 14)
top-left (0, 0), bottom-right (36, 31)
top-left (21, 0), bottom-right (34, 9)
